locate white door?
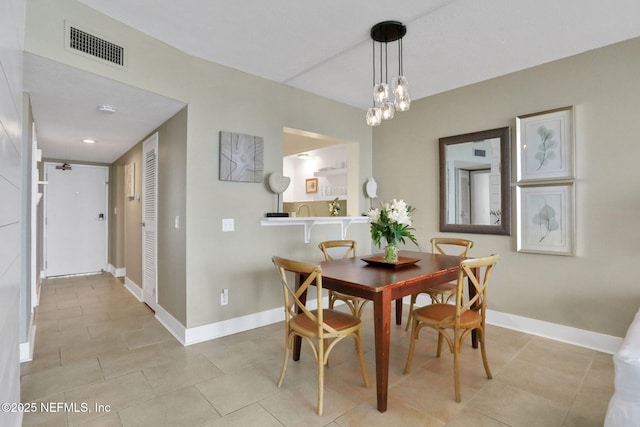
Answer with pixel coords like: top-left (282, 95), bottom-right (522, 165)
top-left (142, 134), bottom-right (158, 310)
top-left (44, 163), bottom-right (108, 276)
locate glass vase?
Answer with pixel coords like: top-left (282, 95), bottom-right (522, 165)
top-left (384, 243), bottom-right (399, 263)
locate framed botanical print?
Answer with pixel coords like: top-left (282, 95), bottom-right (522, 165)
top-left (516, 106), bottom-right (574, 183)
top-left (516, 182), bottom-right (575, 255)
top-left (305, 178), bottom-right (318, 194)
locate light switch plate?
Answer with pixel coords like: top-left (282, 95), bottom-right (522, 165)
top-left (222, 218), bottom-right (234, 232)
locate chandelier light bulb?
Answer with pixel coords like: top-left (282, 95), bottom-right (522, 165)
top-left (373, 83), bottom-right (389, 104)
top-left (395, 93), bottom-right (411, 111)
top-left (392, 76), bottom-right (409, 97)
top-left (381, 102), bottom-right (395, 120)
top-left (366, 107), bottom-right (382, 126)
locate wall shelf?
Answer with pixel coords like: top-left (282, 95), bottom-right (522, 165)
top-left (313, 167), bottom-right (347, 177)
top-left (260, 216), bottom-right (369, 243)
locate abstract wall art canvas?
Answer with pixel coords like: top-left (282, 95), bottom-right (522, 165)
top-left (219, 131), bottom-right (264, 183)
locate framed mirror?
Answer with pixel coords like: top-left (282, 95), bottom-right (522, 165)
top-left (439, 127), bottom-right (511, 235)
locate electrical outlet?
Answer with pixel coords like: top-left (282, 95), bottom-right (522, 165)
top-left (222, 218), bottom-right (234, 232)
top-left (220, 288), bottom-right (229, 305)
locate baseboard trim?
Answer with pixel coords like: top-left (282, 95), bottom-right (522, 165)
top-left (184, 307), bottom-right (283, 346)
top-left (486, 309), bottom-right (622, 354)
top-left (107, 264), bottom-right (126, 278)
top-left (123, 277), bottom-right (142, 301)
top-left (150, 297), bottom-right (324, 347)
top-left (19, 323), bottom-right (36, 363)
top-left (144, 293), bottom-right (622, 354)
top-left (407, 294), bottom-right (622, 354)
top-left (154, 304), bottom-right (187, 345)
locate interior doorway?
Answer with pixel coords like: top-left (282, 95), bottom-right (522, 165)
top-left (44, 163), bottom-right (108, 277)
top-left (281, 127), bottom-right (360, 216)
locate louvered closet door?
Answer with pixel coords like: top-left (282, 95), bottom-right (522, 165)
top-left (142, 133), bottom-right (158, 310)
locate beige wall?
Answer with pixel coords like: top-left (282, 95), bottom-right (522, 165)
top-left (110, 107), bottom-right (188, 324)
top-left (156, 107), bottom-right (187, 325)
top-left (108, 163), bottom-right (125, 270)
top-left (183, 55), bottom-right (372, 328)
top-left (113, 144), bottom-right (143, 286)
top-left (373, 37), bottom-right (640, 337)
top-left (28, 0), bottom-right (374, 329)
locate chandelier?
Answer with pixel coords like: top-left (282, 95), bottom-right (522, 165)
top-left (366, 21), bottom-right (410, 126)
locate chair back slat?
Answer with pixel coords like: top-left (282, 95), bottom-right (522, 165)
top-left (454, 255), bottom-right (500, 324)
top-left (431, 237), bottom-right (473, 257)
top-left (272, 256), bottom-right (342, 337)
top-left (318, 240), bottom-right (357, 261)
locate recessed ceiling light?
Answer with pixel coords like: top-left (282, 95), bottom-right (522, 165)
top-left (83, 139), bottom-right (96, 144)
top-left (297, 153), bottom-right (310, 159)
top-left (98, 105), bottom-right (116, 113)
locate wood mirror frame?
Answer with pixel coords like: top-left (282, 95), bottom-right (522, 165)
top-left (439, 127), bottom-right (511, 235)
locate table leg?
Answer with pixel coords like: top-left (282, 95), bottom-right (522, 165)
top-left (373, 291), bottom-right (391, 412)
top-left (395, 299), bottom-right (402, 325)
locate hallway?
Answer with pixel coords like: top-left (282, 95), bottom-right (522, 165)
top-left (21, 273), bottom-right (613, 426)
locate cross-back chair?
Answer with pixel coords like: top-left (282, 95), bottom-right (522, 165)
top-left (403, 254), bottom-right (500, 402)
top-left (272, 256), bottom-right (369, 415)
top-left (405, 237), bottom-right (474, 330)
top-left (318, 240), bottom-right (369, 318)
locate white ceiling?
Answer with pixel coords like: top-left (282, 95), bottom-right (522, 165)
top-left (24, 0), bottom-right (640, 163)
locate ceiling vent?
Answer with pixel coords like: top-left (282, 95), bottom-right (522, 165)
top-left (65, 22), bottom-right (126, 69)
top-left (473, 149), bottom-right (486, 158)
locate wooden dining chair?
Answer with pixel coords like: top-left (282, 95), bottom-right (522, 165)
top-left (403, 254), bottom-right (500, 402)
top-left (318, 240), bottom-right (369, 318)
top-left (404, 237), bottom-right (474, 330)
top-left (272, 256), bottom-right (369, 415)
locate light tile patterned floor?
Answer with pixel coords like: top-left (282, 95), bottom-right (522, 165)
top-left (21, 273), bottom-right (614, 426)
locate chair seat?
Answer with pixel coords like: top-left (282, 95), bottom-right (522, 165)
top-left (293, 309), bottom-right (361, 333)
top-left (414, 303), bottom-right (480, 328)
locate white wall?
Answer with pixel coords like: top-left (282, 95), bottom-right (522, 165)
top-left (0, 0), bottom-right (26, 425)
top-left (373, 37), bottom-right (640, 338)
top-left (283, 144), bottom-right (347, 202)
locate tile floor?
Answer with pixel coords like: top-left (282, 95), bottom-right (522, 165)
top-left (21, 273), bottom-right (614, 426)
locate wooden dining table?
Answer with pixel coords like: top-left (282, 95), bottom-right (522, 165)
top-left (293, 250), bottom-right (465, 413)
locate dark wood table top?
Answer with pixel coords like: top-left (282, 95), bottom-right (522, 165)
top-left (319, 250), bottom-right (463, 297)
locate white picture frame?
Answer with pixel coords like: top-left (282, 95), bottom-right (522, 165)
top-left (516, 182), bottom-right (575, 255)
top-left (125, 162), bottom-right (135, 198)
top-left (516, 106), bottom-right (574, 183)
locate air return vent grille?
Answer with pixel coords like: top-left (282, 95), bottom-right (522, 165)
top-left (65, 22), bottom-right (126, 69)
